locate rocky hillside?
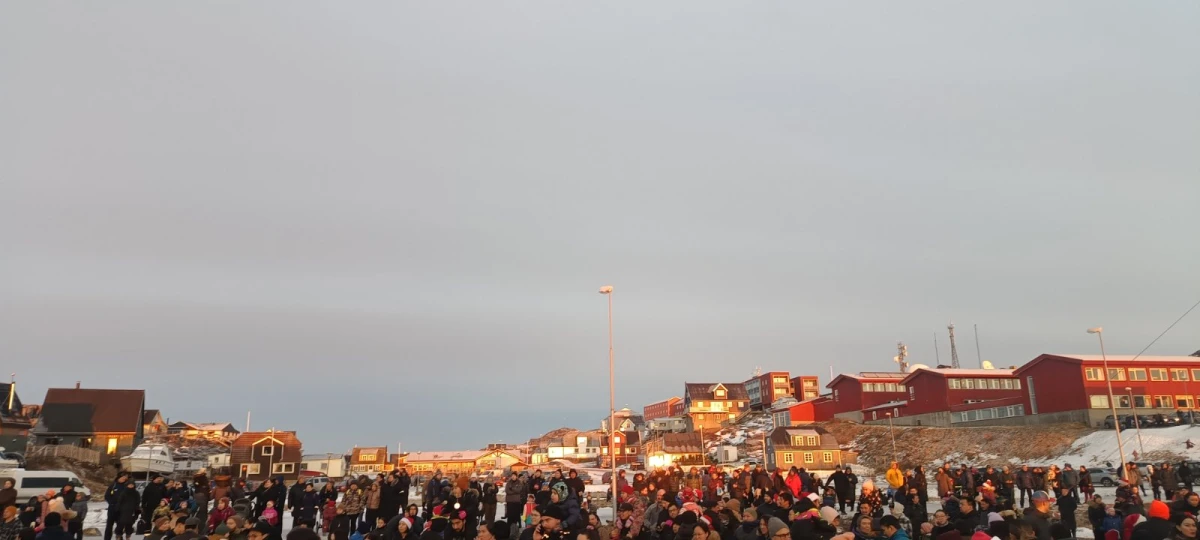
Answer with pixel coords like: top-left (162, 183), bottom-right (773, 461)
top-left (26, 455), bottom-right (119, 500)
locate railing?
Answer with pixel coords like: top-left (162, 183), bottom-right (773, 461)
top-left (26, 445), bottom-right (103, 465)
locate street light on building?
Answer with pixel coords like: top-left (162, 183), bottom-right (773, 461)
top-left (1088, 327), bottom-right (1127, 476)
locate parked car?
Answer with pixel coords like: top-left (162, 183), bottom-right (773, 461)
top-left (1089, 468), bottom-right (1121, 487)
top-left (304, 476), bottom-right (331, 492)
top-left (1104, 415), bottom-right (1134, 430)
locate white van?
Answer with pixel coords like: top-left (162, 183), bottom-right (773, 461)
top-left (0, 469), bottom-right (92, 501)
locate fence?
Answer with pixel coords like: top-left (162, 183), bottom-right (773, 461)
top-left (26, 445), bottom-right (103, 465)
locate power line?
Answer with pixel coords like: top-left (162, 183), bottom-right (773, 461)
top-left (1128, 296), bottom-right (1200, 361)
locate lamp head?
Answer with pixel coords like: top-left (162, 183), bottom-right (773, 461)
top-left (599, 286), bottom-right (614, 294)
top-left (1087, 327), bottom-right (1103, 334)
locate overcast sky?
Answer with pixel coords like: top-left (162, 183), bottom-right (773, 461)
top-left (2, 3), bottom-right (1198, 454)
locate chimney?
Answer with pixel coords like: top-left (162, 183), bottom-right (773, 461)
top-left (75, 381), bottom-right (81, 389)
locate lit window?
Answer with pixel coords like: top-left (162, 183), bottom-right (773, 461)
top-left (803, 452), bottom-right (814, 464)
top-left (949, 379), bottom-right (961, 389)
top-left (885, 383), bottom-right (897, 392)
top-left (1173, 369), bottom-right (1190, 381)
top-left (1178, 396), bottom-right (1195, 409)
top-left (988, 379), bottom-right (1000, 389)
top-left (1129, 369), bottom-right (1147, 381)
top-left (963, 379), bottom-right (975, 389)
top-left (1084, 368), bottom-right (1105, 381)
top-left (1015, 379), bottom-right (1021, 389)
top-left (1155, 395), bottom-right (1173, 408)
top-left (822, 451), bottom-right (833, 463)
top-left (1002, 380), bottom-right (1014, 390)
top-left (1150, 369), bottom-right (1168, 381)
top-left (783, 453), bottom-right (794, 464)
top-left (806, 436), bottom-right (817, 446)
top-left (1089, 395), bottom-right (1110, 408)
top-left (898, 385), bottom-right (905, 391)
top-left (1108, 368), bottom-right (1126, 381)
top-left (976, 379), bottom-right (987, 388)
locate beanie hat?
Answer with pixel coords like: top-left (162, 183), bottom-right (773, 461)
top-left (743, 507), bottom-right (758, 521)
top-left (1150, 500), bottom-right (1170, 520)
top-left (399, 517), bottom-right (414, 530)
top-left (806, 493), bottom-right (820, 504)
top-left (987, 513), bottom-right (1003, 524)
top-left (819, 507), bottom-right (839, 524)
top-left (767, 517), bottom-right (789, 539)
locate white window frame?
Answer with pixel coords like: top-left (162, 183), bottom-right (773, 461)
top-left (1129, 369), bottom-right (1148, 381)
top-left (1178, 396), bottom-right (1195, 409)
top-left (949, 379), bottom-right (961, 389)
top-left (1155, 395), bottom-right (1173, 408)
top-left (1108, 368), bottom-right (1126, 381)
top-left (242, 464), bottom-right (261, 475)
top-left (803, 452), bottom-right (814, 464)
top-left (272, 462), bottom-right (295, 474)
top-left (1084, 367), bottom-right (1105, 381)
top-left (1173, 369), bottom-right (1190, 382)
top-left (1150, 368), bottom-right (1168, 381)
top-left (261, 445), bottom-right (275, 457)
top-left (783, 452), bottom-right (794, 464)
top-left (822, 451), bottom-right (833, 463)
top-left (1089, 395), bottom-right (1110, 409)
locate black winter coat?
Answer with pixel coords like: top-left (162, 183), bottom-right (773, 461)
top-left (142, 482), bottom-right (165, 511)
top-left (117, 488), bottom-right (141, 525)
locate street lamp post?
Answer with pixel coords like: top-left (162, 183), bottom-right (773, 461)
top-left (599, 285), bottom-right (617, 505)
top-left (885, 412), bottom-right (897, 463)
top-left (1126, 387), bottom-right (1146, 456)
top-left (1089, 327), bottom-right (1127, 477)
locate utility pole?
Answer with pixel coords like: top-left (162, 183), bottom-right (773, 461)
top-left (948, 321), bottom-right (961, 369)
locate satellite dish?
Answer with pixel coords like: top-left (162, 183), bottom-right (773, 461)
top-left (981, 361), bottom-right (995, 370)
top-left (907, 363), bottom-right (930, 373)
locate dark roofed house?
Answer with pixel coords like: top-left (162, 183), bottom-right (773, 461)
top-left (765, 425), bottom-right (843, 471)
top-left (1, 382), bottom-right (33, 451)
top-left (230, 430), bottom-right (304, 482)
top-left (143, 409), bottom-right (168, 437)
top-left (643, 432), bottom-right (703, 468)
top-left (31, 385), bottom-right (146, 457)
top-left (682, 382), bottom-right (750, 432)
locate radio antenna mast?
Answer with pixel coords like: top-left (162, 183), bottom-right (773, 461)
top-left (948, 321), bottom-right (961, 369)
top-left (934, 333), bottom-right (941, 364)
top-left (894, 342), bottom-right (909, 372)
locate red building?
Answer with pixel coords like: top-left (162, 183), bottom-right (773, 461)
top-left (890, 367), bottom-right (1025, 425)
top-left (670, 400), bottom-right (686, 416)
top-left (771, 394), bottom-right (834, 427)
top-left (827, 372), bottom-right (908, 421)
top-left (644, 397), bottom-right (682, 421)
top-left (600, 431), bottom-right (640, 467)
top-left (745, 372), bottom-right (793, 410)
top-left (1015, 354), bottom-right (1200, 427)
top-left (792, 376), bottom-right (821, 401)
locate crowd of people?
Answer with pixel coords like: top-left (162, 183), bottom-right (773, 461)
top-left (5, 458), bottom-right (1200, 540)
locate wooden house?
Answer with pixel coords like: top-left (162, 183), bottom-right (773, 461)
top-left (230, 430), bottom-right (303, 482)
top-left (31, 385), bottom-right (145, 456)
top-left (349, 446), bottom-right (391, 475)
top-left (143, 409), bottom-right (168, 437)
top-left (1, 382), bottom-right (33, 451)
top-left (169, 421), bottom-right (241, 442)
top-left (764, 426), bottom-right (842, 471)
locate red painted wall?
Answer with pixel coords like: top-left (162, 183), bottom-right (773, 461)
top-left (1016, 356), bottom-right (1088, 414)
top-left (644, 397), bottom-right (681, 420)
top-left (792, 376), bottom-right (821, 401)
top-left (902, 371), bottom-right (1025, 416)
top-left (829, 378), bottom-right (905, 414)
top-left (1019, 355), bottom-right (1200, 415)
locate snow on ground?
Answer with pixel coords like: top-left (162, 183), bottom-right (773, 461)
top-left (1048, 423), bottom-right (1200, 465)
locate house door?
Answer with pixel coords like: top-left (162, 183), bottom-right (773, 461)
top-left (1027, 376), bottom-right (1038, 415)
top-left (107, 438), bottom-right (118, 455)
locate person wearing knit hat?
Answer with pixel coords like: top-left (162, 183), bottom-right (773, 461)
top-left (1149, 499), bottom-right (1171, 520)
top-left (765, 517), bottom-right (789, 540)
top-left (819, 507), bottom-right (839, 526)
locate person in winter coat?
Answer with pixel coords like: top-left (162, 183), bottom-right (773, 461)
top-left (1158, 463), bottom-right (1180, 501)
top-left (858, 482), bottom-right (883, 519)
top-left (208, 498), bottom-right (235, 534)
top-left (548, 486), bottom-right (581, 533)
top-left (141, 477), bottom-right (165, 534)
top-left (37, 512), bottom-right (70, 540)
top-left (67, 495), bottom-right (86, 540)
top-left (1055, 487), bottom-right (1078, 536)
top-left (885, 464), bottom-right (904, 505)
top-left (900, 488), bottom-right (926, 531)
top-left (330, 506), bottom-right (353, 540)
top-left (343, 485), bottom-right (366, 531)
top-left (1060, 465), bottom-right (1079, 498)
top-left (1098, 505), bottom-right (1123, 539)
top-left (909, 467), bottom-right (928, 506)
top-left (292, 484), bottom-right (320, 528)
top-left (103, 474), bottom-right (129, 540)
top-left (481, 483), bottom-right (499, 526)
top-left (365, 483), bottom-right (382, 526)
top-left (825, 467), bottom-right (854, 514)
top-left (1013, 466), bottom-right (1033, 509)
top-left (505, 474), bottom-right (528, 528)
top-left (288, 482), bottom-right (311, 527)
top-left (116, 481), bottom-right (141, 540)
top-left (1131, 500), bottom-right (1174, 540)
top-left (1181, 462), bottom-right (1194, 493)
top-left (1021, 492), bottom-right (1053, 540)
top-left (935, 468), bottom-right (955, 500)
top-left (785, 469), bottom-right (803, 500)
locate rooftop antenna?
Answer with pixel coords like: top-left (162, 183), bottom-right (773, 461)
top-left (974, 323), bottom-right (983, 368)
top-left (752, 366), bottom-right (762, 377)
top-left (894, 342), bottom-right (909, 372)
top-left (948, 321), bottom-right (961, 369)
top-left (933, 333), bottom-right (941, 364)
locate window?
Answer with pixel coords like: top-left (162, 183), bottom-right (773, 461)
top-left (1108, 368), bottom-right (1126, 381)
top-left (898, 384), bottom-right (906, 391)
top-left (359, 453), bottom-right (376, 462)
top-left (1178, 396), bottom-right (1195, 409)
top-left (1116, 395), bottom-right (1131, 408)
top-left (1002, 379), bottom-right (1014, 389)
top-left (261, 445), bottom-right (275, 457)
top-left (696, 401), bottom-right (705, 408)
top-left (963, 379), bottom-right (975, 389)
top-left (823, 452), bottom-right (833, 463)
top-left (1133, 395), bottom-right (1150, 408)
top-left (1129, 369), bottom-right (1147, 381)
top-left (241, 464), bottom-right (261, 475)
top-left (988, 379), bottom-right (1000, 389)
top-left (714, 389), bottom-right (726, 398)
top-left (806, 436), bottom-right (817, 446)
top-left (979, 409), bottom-right (994, 420)
top-left (833, 390), bottom-right (839, 402)
top-left (320, 463), bottom-right (328, 471)
top-left (976, 379), bottom-right (987, 389)
top-left (949, 379), bottom-right (961, 389)
top-left (1015, 379), bottom-right (1021, 390)
top-left (106, 438), bottom-right (118, 455)
top-left (774, 377), bottom-right (787, 384)
top-left (272, 463), bottom-right (295, 474)
top-left (792, 436), bottom-right (804, 446)
top-left (1085, 368), bottom-right (1105, 381)
top-left (885, 383), bottom-right (897, 392)
top-left (909, 387), bottom-right (915, 399)
top-left (1173, 369), bottom-right (1190, 382)
top-left (783, 453), bottom-right (794, 464)
top-left (1193, 370), bottom-right (1200, 381)
top-left (959, 412), bottom-right (969, 422)
top-left (803, 452), bottom-right (814, 464)
top-left (20, 477), bottom-right (72, 489)
top-left (1150, 368), bottom-right (1168, 381)
top-left (1155, 395), bottom-right (1173, 408)
top-left (626, 448), bottom-right (635, 454)
top-left (1089, 395), bottom-right (1110, 408)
